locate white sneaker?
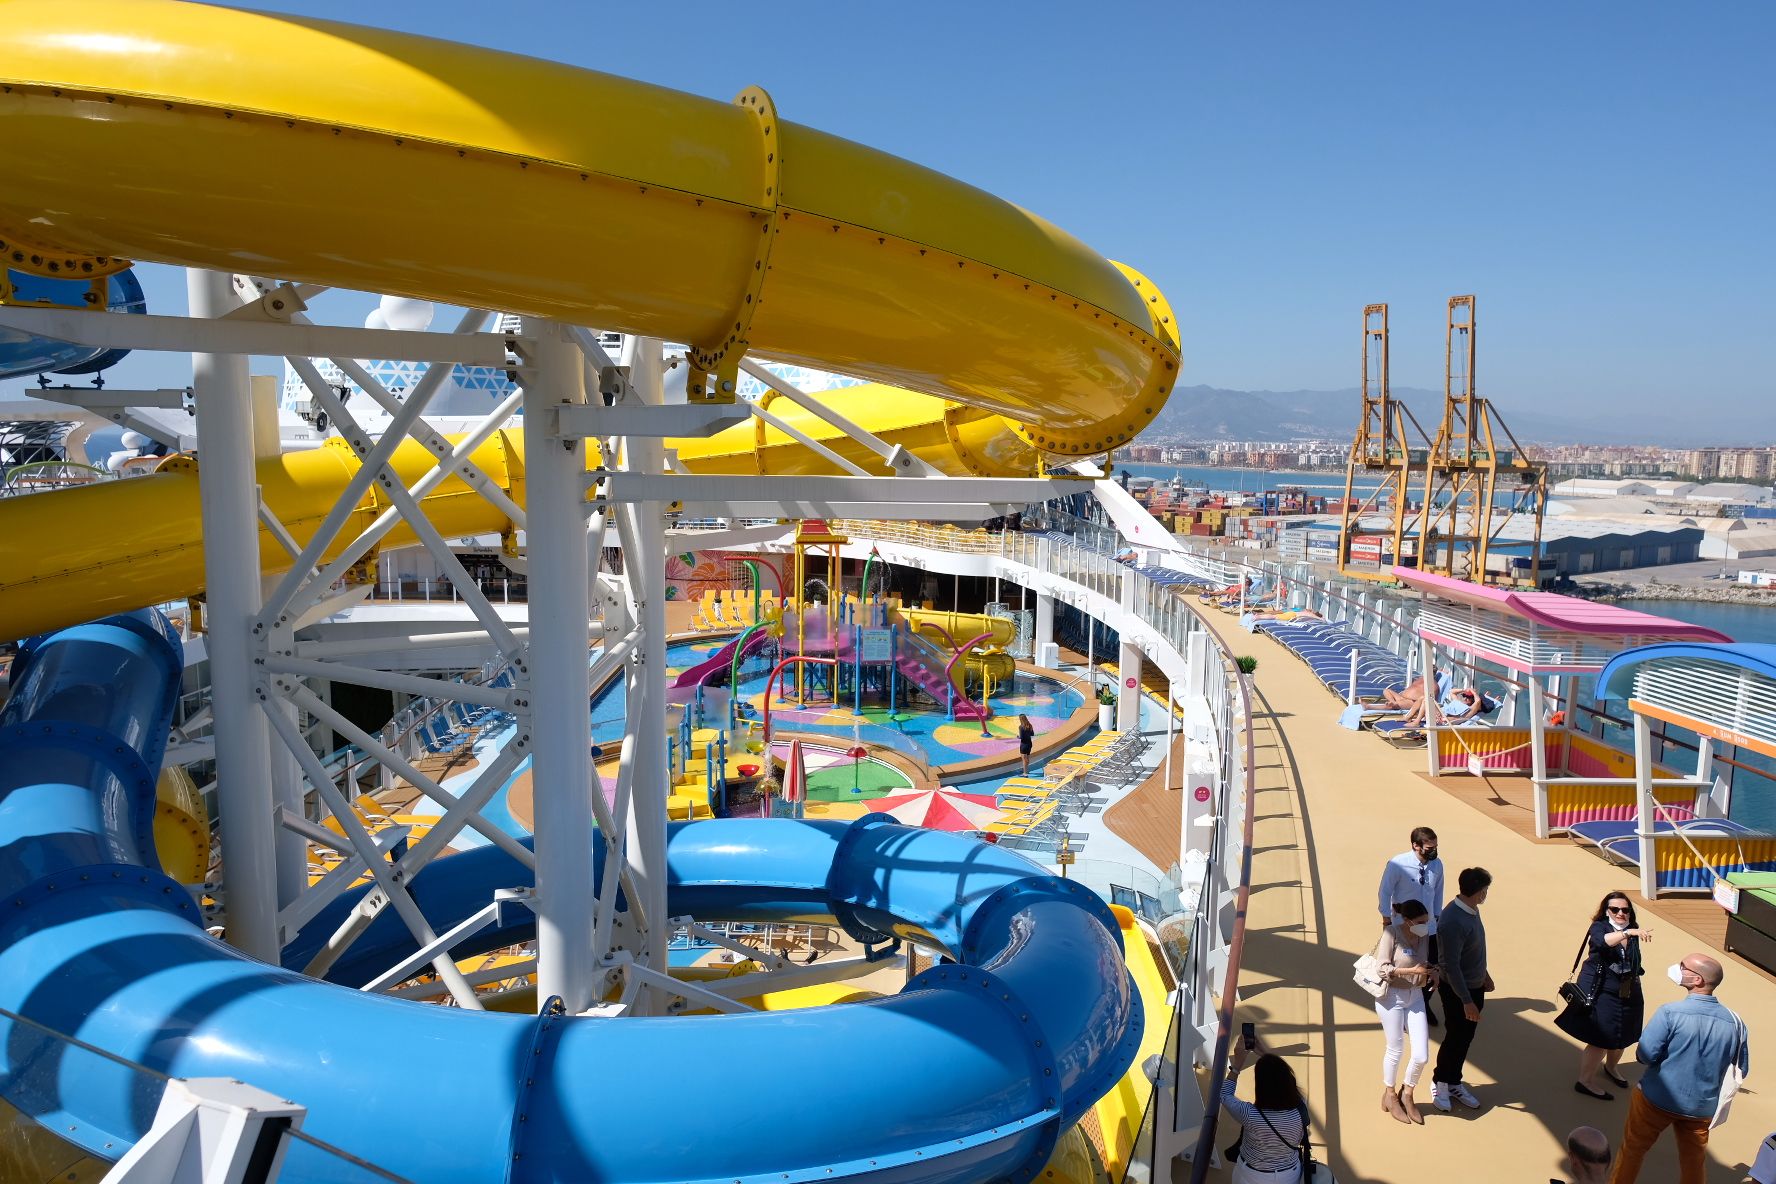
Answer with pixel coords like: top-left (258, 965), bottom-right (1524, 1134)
top-left (1432, 1082), bottom-right (1452, 1112)
top-left (1451, 1082), bottom-right (1481, 1109)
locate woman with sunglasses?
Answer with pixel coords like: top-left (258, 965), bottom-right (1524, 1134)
top-left (1557, 891), bottom-right (1653, 1099)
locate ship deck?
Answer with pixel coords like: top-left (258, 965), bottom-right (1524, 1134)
top-left (1155, 625), bottom-right (1776, 1183)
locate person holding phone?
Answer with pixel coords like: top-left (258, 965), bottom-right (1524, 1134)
top-left (1223, 1037), bottom-right (1311, 1182)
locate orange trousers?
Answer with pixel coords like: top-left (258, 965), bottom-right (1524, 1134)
top-left (1611, 1086), bottom-right (1710, 1184)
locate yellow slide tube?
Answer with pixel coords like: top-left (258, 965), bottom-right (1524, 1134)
top-left (0, 435), bottom-right (526, 637)
top-left (1092, 905), bottom-right (1174, 1178)
top-left (0, 0), bottom-right (1179, 459)
top-left (673, 386), bottom-right (1038, 479)
top-left (898, 608), bottom-right (1019, 650)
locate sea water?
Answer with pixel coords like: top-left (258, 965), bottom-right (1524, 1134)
top-left (1615, 599), bottom-right (1776, 831)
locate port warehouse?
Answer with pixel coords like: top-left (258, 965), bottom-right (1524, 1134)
top-left (1263, 519), bottom-right (1705, 578)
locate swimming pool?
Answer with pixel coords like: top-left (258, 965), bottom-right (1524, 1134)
top-left (417, 638), bottom-right (1084, 840)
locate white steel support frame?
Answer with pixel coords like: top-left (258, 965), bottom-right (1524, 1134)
top-left (189, 269), bottom-right (282, 963)
top-left (135, 271), bottom-right (547, 1008)
top-left (111, 274), bottom-right (1093, 1025)
top-left (1633, 713), bottom-right (1659, 900)
top-left (521, 320), bottom-right (599, 1013)
top-left (1529, 674), bottom-right (1552, 838)
top-left (1420, 633), bottom-right (1441, 779)
top-left (614, 335), bottom-right (672, 1001)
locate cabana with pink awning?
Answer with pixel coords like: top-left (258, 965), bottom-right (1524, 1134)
top-left (1390, 567), bottom-right (1731, 838)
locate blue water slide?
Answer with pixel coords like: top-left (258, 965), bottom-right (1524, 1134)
top-left (0, 611), bottom-right (1140, 1184)
top-left (0, 268), bottom-right (146, 380)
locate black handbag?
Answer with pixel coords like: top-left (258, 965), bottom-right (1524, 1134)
top-left (1557, 932), bottom-right (1595, 1010)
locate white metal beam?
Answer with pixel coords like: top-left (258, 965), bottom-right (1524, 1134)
top-left (299, 391), bottom-right (524, 604)
top-left (188, 269), bottom-right (281, 964)
top-left (618, 337), bottom-right (672, 1000)
top-left (287, 683), bottom-right (535, 870)
top-left (0, 303), bottom-right (513, 364)
top-left (263, 706), bottom-right (484, 1008)
top-left (553, 402), bottom-right (749, 438)
top-left (27, 386), bottom-right (189, 410)
top-left (737, 358), bottom-right (939, 477)
top-left (262, 655), bottom-right (516, 709)
top-left (598, 473), bottom-right (1068, 512)
top-left (521, 319), bottom-right (598, 1014)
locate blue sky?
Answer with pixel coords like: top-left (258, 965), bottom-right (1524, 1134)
top-left (10, 1), bottom-right (1773, 442)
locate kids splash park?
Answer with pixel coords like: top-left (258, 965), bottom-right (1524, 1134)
top-left (6, 5), bottom-right (1776, 1184)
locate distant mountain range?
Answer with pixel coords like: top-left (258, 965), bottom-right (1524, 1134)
top-left (1149, 384), bottom-right (1713, 447)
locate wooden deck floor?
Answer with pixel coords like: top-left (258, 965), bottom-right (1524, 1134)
top-left (1412, 772), bottom-right (1776, 986)
top-left (1189, 625), bottom-right (1776, 1184)
top-left (1101, 736), bottom-right (1186, 870)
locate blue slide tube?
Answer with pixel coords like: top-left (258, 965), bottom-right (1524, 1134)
top-left (0, 268), bottom-right (146, 379)
top-left (0, 612), bottom-right (1139, 1184)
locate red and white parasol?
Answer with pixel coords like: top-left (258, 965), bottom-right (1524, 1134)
top-left (865, 787), bottom-right (1002, 833)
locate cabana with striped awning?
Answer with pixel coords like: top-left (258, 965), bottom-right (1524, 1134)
top-left (1389, 567), bottom-right (1731, 838)
top-left (1597, 643), bottom-right (1776, 898)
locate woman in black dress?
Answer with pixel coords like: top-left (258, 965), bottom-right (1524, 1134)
top-left (1558, 891), bottom-right (1652, 1100)
top-left (1016, 714), bottom-right (1035, 775)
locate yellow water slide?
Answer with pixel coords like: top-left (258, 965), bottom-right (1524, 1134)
top-left (898, 607), bottom-right (1019, 688)
top-left (0, 0), bottom-right (1178, 638)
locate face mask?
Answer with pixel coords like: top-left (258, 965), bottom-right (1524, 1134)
top-left (1418, 848), bottom-right (1438, 863)
top-left (1667, 963), bottom-right (1691, 987)
top-left (1409, 923), bottom-right (1430, 937)
top-left (1610, 917), bottom-right (1629, 931)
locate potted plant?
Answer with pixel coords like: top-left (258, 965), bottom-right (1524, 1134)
top-left (1096, 683), bottom-right (1117, 730)
top-left (1235, 656), bottom-right (1258, 675)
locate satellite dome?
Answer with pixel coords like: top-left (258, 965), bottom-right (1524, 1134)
top-left (379, 296), bottom-right (434, 332)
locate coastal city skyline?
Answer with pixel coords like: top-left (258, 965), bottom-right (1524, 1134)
top-left (1125, 439), bottom-right (1776, 485)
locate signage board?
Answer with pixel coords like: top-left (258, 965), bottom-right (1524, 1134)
top-left (1193, 785), bottom-right (1212, 803)
top-left (859, 629), bottom-right (893, 663)
top-left (1714, 877), bottom-right (1741, 915)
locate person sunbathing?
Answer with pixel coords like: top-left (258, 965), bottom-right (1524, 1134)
top-left (1381, 669), bottom-right (1440, 712)
top-left (1401, 686), bottom-right (1493, 728)
top-left (1249, 606), bottom-right (1321, 621)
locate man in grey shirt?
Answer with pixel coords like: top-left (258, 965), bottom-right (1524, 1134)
top-left (1433, 865), bottom-right (1493, 1112)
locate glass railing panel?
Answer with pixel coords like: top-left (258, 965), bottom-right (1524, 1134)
top-left (0, 1004), bottom-right (169, 1165)
top-left (1118, 999), bottom-right (1180, 1184)
top-left (281, 1129), bottom-right (415, 1184)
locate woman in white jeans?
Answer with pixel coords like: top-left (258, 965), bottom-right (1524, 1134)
top-left (1376, 897), bottom-right (1437, 1124)
top-left (1220, 1045), bottom-right (1309, 1183)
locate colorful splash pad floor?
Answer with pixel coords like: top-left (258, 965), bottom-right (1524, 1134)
top-left (663, 636), bottom-right (1085, 768)
top-left (765, 741), bottom-right (914, 802)
top-left (413, 637), bottom-right (1084, 841)
top-left (747, 684), bottom-right (1084, 768)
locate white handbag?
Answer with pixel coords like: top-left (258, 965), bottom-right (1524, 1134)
top-left (1353, 934), bottom-right (1390, 1000)
top-left (1713, 1010), bottom-right (1748, 1129)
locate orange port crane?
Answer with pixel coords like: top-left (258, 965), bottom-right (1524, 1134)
top-left (1337, 303), bottom-right (1433, 580)
top-left (1414, 296), bottom-right (1547, 586)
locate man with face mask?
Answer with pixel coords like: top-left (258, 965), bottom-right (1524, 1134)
top-left (1610, 952), bottom-right (1750, 1183)
top-left (1378, 826), bottom-right (1445, 1024)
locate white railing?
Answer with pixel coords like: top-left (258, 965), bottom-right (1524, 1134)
top-left (835, 515), bottom-right (1259, 1179)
